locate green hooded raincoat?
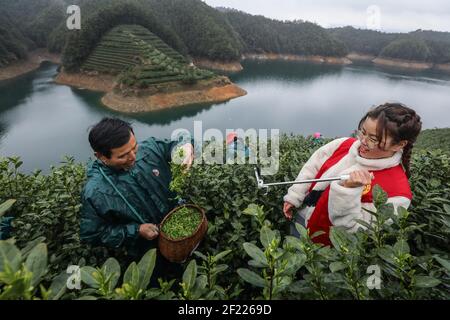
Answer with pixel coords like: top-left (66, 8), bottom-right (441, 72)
top-left (80, 137), bottom-right (179, 257)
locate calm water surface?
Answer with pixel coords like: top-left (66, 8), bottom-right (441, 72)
top-left (1, 60), bottom-right (449, 172)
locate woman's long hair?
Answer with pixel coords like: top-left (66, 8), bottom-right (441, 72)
top-left (358, 103), bottom-right (422, 178)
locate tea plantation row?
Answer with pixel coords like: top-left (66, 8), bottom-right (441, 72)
top-left (82, 24), bottom-right (215, 88)
top-left (0, 134), bottom-right (449, 299)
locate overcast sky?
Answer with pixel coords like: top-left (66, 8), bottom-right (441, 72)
top-left (203, 0), bottom-right (450, 33)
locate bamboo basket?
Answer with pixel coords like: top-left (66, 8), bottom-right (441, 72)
top-left (158, 204), bottom-right (208, 263)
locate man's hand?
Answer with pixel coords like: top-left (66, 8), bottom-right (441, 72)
top-left (139, 224), bottom-right (159, 240)
top-left (342, 170), bottom-right (374, 188)
top-left (181, 143), bottom-right (194, 170)
top-left (283, 201), bottom-right (295, 220)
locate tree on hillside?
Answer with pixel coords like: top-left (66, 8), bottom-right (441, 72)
top-left (380, 36), bottom-right (431, 62)
top-left (224, 10), bottom-right (347, 57)
top-left (62, 1), bottom-right (186, 71)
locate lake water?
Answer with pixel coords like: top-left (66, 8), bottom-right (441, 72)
top-left (1, 60), bottom-right (450, 172)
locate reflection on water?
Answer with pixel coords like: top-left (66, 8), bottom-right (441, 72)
top-left (0, 59), bottom-right (449, 172)
top-left (231, 60), bottom-right (345, 84)
top-left (72, 88), bottom-right (217, 126)
top-left (0, 70), bottom-right (35, 113)
top-left (344, 63), bottom-right (450, 87)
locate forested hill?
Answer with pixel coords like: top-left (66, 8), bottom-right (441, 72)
top-left (141, 0), bottom-right (243, 61)
top-left (0, 0), bottom-right (348, 69)
top-left (331, 26), bottom-right (450, 63)
top-left (220, 8), bottom-right (348, 57)
top-left (0, 0), bottom-right (65, 67)
top-left (1, 0), bottom-right (245, 69)
top-left (1, 0), bottom-right (450, 69)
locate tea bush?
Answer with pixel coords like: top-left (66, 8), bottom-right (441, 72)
top-left (0, 157), bottom-right (128, 280)
top-left (0, 134), bottom-right (449, 299)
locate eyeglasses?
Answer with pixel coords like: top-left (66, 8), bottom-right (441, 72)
top-left (356, 129), bottom-right (380, 150)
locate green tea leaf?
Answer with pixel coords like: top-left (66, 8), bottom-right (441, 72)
top-left (193, 274), bottom-right (208, 293)
top-left (0, 199), bottom-right (16, 217)
top-left (378, 247), bottom-right (394, 264)
top-left (123, 262), bottom-right (140, 289)
top-left (243, 204), bottom-right (264, 218)
top-left (193, 251), bottom-right (208, 261)
top-left (310, 230), bottom-right (325, 239)
top-left (329, 261), bottom-right (347, 273)
top-left (443, 204), bottom-right (450, 215)
top-left (294, 223), bottom-right (308, 239)
top-left (47, 271), bottom-right (69, 300)
top-left (414, 276), bottom-right (441, 288)
top-left (24, 243), bottom-right (48, 287)
top-left (372, 185), bottom-right (388, 208)
top-left (329, 227), bottom-right (350, 253)
top-left (137, 249), bottom-right (156, 290)
top-left (243, 242), bottom-right (268, 266)
top-left (282, 253), bottom-right (306, 275)
top-left (260, 226), bottom-right (275, 249)
top-left (0, 241), bottom-right (22, 273)
top-left (80, 266), bottom-right (100, 289)
top-left (182, 259), bottom-right (197, 291)
top-left (393, 239), bottom-right (410, 255)
top-left (237, 268), bottom-right (265, 287)
top-left (20, 237), bottom-right (46, 258)
top-left (212, 264), bottom-right (228, 275)
top-left (213, 250), bottom-right (232, 262)
top-left (102, 257), bottom-right (121, 291)
top-left (434, 256), bottom-right (450, 272)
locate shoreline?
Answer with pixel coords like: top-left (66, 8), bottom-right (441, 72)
top-left (242, 53), bottom-right (352, 65)
top-left (346, 52), bottom-right (377, 62)
top-left (346, 52), bottom-right (450, 72)
top-left (0, 49), bottom-right (61, 81)
top-left (55, 71), bottom-right (116, 92)
top-left (102, 82), bottom-right (246, 113)
top-left (193, 58), bottom-right (243, 73)
top-left (372, 57), bottom-right (434, 70)
top-left (4, 49), bottom-right (450, 84)
top-left (55, 71), bottom-right (247, 113)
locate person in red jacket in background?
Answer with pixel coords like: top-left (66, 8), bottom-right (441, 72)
top-left (283, 103), bottom-right (422, 246)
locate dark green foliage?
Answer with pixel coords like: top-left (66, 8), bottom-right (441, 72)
top-left (0, 130), bottom-right (449, 299)
top-left (409, 149), bottom-right (450, 255)
top-left (0, 0), bottom-right (66, 63)
top-left (0, 15), bottom-right (32, 66)
top-left (83, 24), bottom-right (214, 87)
top-left (331, 26), bottom-right (397, 56)
top-left (62, 1), bottom-right (186, 72)
top-left (380, 37), bottom-right (431, 62)
top-left (0, 157), bottom-right (126, 280)
top-left (144, 0), bottom-right (244, 61)
top-left (178, 136), bottom-right (450, 300)
top-left (415, 128), bottom-right (450, 154)
top-left (2, 0), bottom-right (450, 67)
top-left (332, 26), bottom-right (450, 63)
top-left (410, 30), bottom-right (450, 63)
top-left (224, 9), bottom-right (348, 57)
top-left (25, 2), bottom-right (66, 48)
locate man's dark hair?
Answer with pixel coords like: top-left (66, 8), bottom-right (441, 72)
top-left (88, 118), bottom-right (134, 158)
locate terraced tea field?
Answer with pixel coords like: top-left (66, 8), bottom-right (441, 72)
top-left (82, 25), bottom-right (215, 87)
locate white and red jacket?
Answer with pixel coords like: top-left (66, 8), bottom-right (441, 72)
top-left (283, 137), bottom-right (412, 246)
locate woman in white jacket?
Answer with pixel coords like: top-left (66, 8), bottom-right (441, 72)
top-left (283, 103), bottom-right (422, 246)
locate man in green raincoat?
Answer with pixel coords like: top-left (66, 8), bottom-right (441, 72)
top-left (80, 118), bottom-right (194, 279)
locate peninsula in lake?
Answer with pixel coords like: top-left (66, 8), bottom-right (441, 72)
top-left (2, 0), bottom-right (450, 111)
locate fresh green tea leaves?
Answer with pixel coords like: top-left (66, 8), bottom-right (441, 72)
top-left (161, 207), bottom-right (202, 240)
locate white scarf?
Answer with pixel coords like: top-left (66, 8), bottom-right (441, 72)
top-left (311, 139), bottom-right (403, 191)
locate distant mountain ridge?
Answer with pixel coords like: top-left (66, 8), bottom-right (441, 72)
top-left (1, 0), bottom-right (450, 70)
top-left (331, 26), bottom-right (450, 63)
